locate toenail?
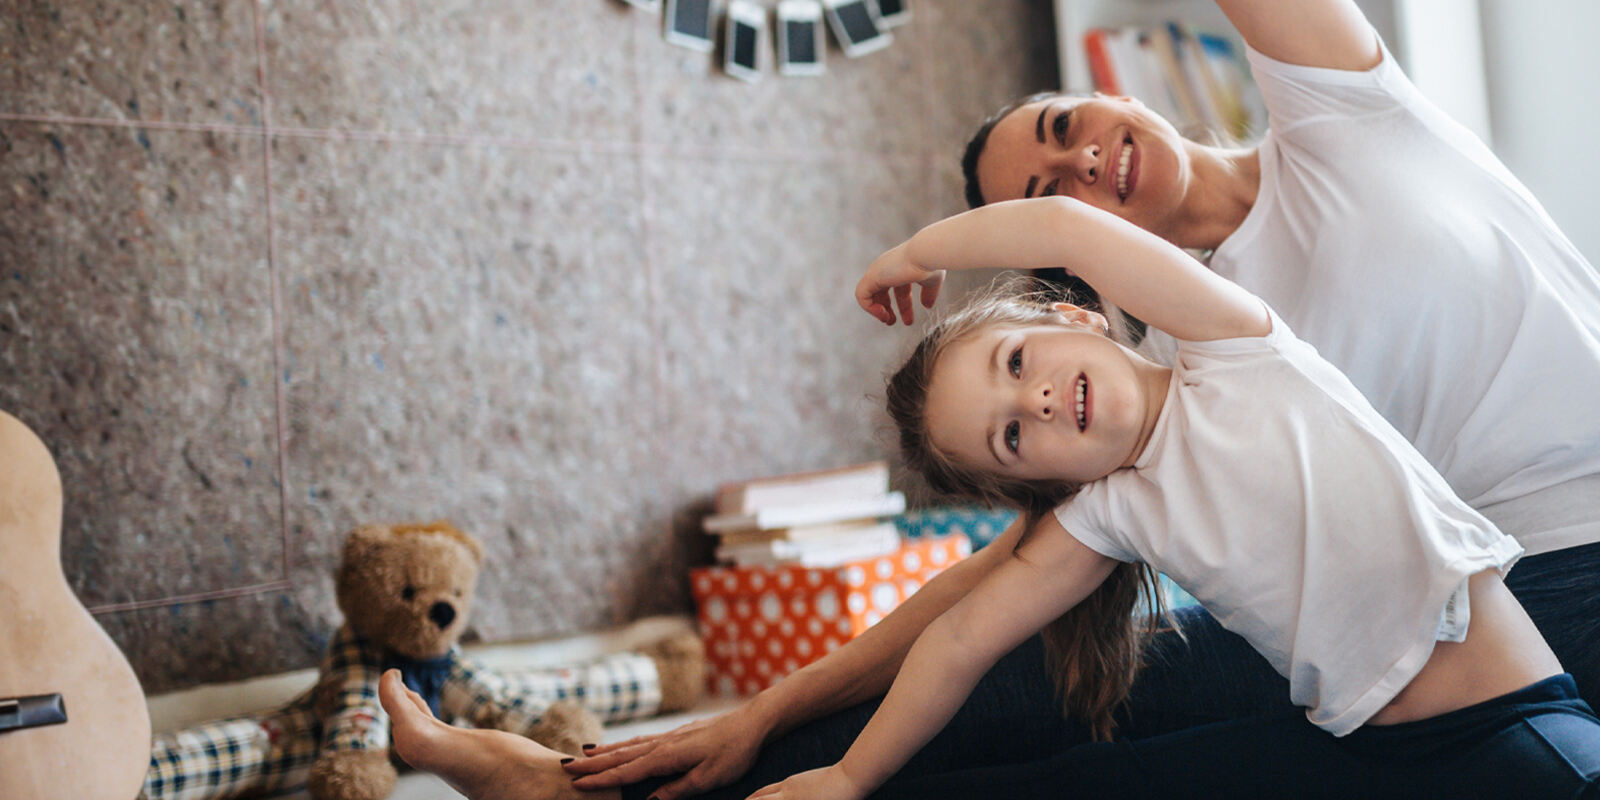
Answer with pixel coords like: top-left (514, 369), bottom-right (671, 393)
top-left (582, 743), bottom-right (596, 750)
top-left (560, 758), bottom-right (575, 765)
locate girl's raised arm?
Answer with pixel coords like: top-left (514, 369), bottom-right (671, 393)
top-left (858, 197), bottom-right (1268, 342)
top-left (748, 514), bottom-right (1118, 800)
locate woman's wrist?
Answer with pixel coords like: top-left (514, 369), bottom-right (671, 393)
top-left (743, 683), bottom-right (796, 744)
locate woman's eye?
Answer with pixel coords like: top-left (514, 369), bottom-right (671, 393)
top-left (1005, 421), bottom-right (1021, 454)
top-left (1008, 346), bottom-right (1023, 377)
top-left (1041, 179), bottom-right (1059, 197)
top-left (1053, 110), bottom-right (1071, 145)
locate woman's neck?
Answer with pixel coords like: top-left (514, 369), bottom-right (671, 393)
top-left (1169, 141), bottom-right (1261, 252)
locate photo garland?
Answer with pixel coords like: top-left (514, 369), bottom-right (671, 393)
top-left (619, 0), bottom-right (911, 82)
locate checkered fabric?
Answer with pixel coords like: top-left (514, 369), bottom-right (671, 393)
top-left (315, 625), bottom-right (390, 753)
top-left (141, 628), bottom-right (673, 799)
top-left (139, 692), bottom-right (319, 800)
top-left (493, 651), bottom-right (664, 726)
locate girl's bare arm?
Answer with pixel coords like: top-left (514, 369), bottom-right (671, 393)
top-left (860, 198), bottom-right (1269, 342)
top-left (753, 514), bottom-right (1118, 800)
top-left (566, 516), bottom-right (1030, 800)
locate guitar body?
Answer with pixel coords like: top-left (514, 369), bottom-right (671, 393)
top-left (0, 410), bottom-right (151, 799)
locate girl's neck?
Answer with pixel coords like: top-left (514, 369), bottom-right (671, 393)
top-left (1168, 141), bottom-right (1261, 252)
top-left (1120, 357), bottom-right (1174, 470)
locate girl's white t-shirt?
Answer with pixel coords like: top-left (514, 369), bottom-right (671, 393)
top-left (1057, 308), bottom-right (1523, 736)
top-left (1146, 37), bottom-right (1600, 557)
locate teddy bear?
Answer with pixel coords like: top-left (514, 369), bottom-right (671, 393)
top-left (140, 520), bottom-right (707, 800)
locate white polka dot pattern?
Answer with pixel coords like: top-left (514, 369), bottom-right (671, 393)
top-left (688, 536), bottom-right (972, 696)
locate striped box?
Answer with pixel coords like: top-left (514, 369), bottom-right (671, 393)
top-left (689, 535), bottom-right (971, 696)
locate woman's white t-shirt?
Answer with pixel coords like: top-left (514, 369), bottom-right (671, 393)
top-left (1148, 38), bottom-right (1600, 557)
top-left (1058, 308), bottom-right (1523, 736)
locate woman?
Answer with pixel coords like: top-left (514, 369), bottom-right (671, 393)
top-left (380, 2), bottom-right (1600, 798)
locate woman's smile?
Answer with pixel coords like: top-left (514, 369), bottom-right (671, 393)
top-left (1115, 131), bottom-right (1140, 203)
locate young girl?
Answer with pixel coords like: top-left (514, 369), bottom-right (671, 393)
top-left (747, 196), bottom-right (1600, 798)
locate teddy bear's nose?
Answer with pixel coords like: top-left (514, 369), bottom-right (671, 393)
top-left (429, 601), bottom-right (456, 629)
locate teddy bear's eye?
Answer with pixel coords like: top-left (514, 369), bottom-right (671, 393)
top-left (402, 585), bottom-right (417, 601)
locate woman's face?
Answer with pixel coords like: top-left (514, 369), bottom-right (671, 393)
top-left (924, 315), bottom-right (1151, 485)
top-left (975, 95), bottom-right (1188, 236)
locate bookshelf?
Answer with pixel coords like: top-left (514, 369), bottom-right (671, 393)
top-left (1051, 0), bottom-right (1491, 143)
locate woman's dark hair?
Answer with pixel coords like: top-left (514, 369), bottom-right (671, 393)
top-left (960, 91), bottom-right (1066, 210)
top-left (885, 276), bottom-right (1168, 740)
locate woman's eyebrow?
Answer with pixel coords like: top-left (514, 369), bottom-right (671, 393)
top-left (1035, 106), bottom-right (1049, 143)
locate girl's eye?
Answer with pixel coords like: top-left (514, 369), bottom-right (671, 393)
top-left (1005, 420), bottom-right (1021, 454)
top-left (1041, 179), bottom-right (1059, 198)
top-left (1053, 110), bottom-right (1071, 145)
top-left (1008, 346), bottom-right (1023, 378)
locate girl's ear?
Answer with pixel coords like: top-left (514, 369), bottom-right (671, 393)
top-left (1051, 303), bottom-right (1110, 334)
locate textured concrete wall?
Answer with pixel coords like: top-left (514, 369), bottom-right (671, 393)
top-left (0, 0), bottom-right (1057, 693)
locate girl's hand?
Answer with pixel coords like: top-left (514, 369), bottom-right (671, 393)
top-left (564, 707), bottom-right (767, 800)
top-left (856, 240), bottom-right (945, 325)
top-left (746, 765), bottom-right (870, 800)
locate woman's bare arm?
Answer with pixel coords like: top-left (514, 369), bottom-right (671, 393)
top-left (566, 516), bottom-right (1030, 799)
top-left (1215, 0), bottom-right (1380, 71)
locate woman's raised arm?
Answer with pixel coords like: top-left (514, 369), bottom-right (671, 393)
top-left (1215, 0), bottom-right (1380, 71)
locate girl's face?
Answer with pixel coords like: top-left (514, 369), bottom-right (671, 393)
top-left (924, 312), bottom-right (1154, 484)
top-left (975, 95), bottom-right (1188, 237)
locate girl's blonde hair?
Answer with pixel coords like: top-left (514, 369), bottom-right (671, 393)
top-left (885, 275), bottom-right (1167, 741)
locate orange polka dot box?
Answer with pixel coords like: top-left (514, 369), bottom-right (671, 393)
top-left (689, 534), bottom-right (972, 697)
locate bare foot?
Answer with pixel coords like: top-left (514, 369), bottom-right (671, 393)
top-left (379, 669), bottom-right (621, 800)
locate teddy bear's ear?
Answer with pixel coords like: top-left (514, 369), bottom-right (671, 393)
top-left (429, 519), bottom-right (484, 565)
top-left (342, 524), bottom-right (394, 566)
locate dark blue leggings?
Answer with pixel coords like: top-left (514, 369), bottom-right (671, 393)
top-left (624, 542), bottom-right (1600, 799)
top-left (870, 675), bottom-right (1600, 800)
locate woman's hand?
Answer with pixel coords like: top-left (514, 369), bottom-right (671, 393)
top-left (747, 766), bottom-right (870, 800)
top-left (563, 706), bottom-right (769, 800)
top-left (856, 240), bottom-right (945, 325)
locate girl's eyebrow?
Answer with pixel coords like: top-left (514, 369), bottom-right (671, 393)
top-left (985, 338), bottom-right (1007, 467)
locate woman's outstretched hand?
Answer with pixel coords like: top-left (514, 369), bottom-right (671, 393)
top-left (746, 765), bottom-right (869, 800)
top-left (563, 706), bottom-right (768, 800)
top-left (856, 240), bottom-right (945, 325)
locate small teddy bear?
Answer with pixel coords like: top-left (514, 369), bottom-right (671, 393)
top-left (140, 520), bottom-right (707, 800)
top-left (306, 519), bottom-right (607, 800)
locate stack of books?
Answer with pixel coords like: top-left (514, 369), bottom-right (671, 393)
top-left (1084, 22), bottom-right (1265, 143)
top-left (704, 461), bottom-right (906, 567)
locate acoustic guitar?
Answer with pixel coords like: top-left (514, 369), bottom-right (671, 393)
top-left (0, 409), bottom-right (151, 799)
